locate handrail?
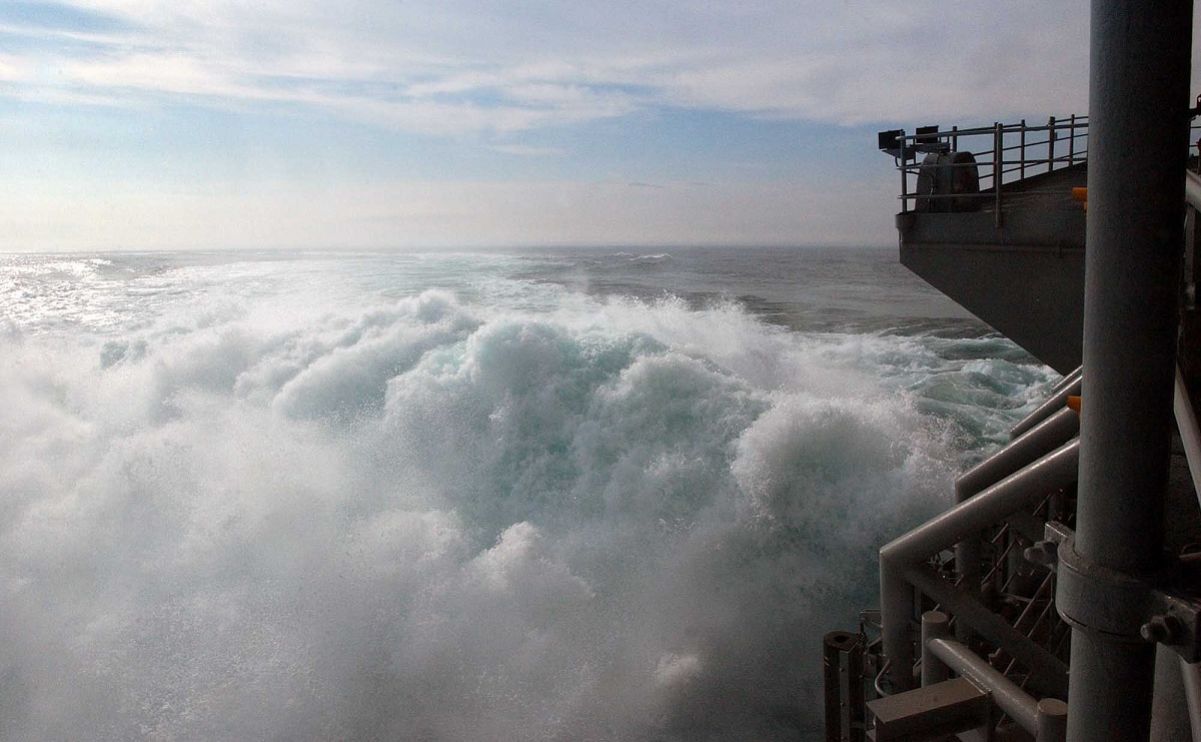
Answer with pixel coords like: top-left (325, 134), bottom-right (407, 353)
top-left (907, 566), bottom-right (1069, 698)
top-left (1011, 370), bottom-right (1083, 438)
top-left (893, 117), bottom-right (1089, 143)
top-left (926, 637), bottom-right (1066, 739)
top-left (1050, 365), bottom-right (1085, 395)
top-left (879, 438), bottom-right (1080, 691)
top-left (890, 116), bottom-right (1092, 216)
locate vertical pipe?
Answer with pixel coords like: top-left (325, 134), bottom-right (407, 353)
top-left (952, 532), bottom-right (980, 644)
top-left (1068, 2), bottom-right (1193, 740)
top-left (823, 632), bottom-right (843, 742)
top-left (920, 611), bottom-right (951, 686)
top-left (846, 638), bottom-right (864, 742)
top-left (824, 631), bottom-right (865, 742)
top-left (1151, 644), bottom-right (1192, 740)
top-left (1183, 659), bottom-right (1201, 742)
top-left (1036, 699), bottom-right (1069, 742)
top-left (879, 559), bottom-right (914, 692)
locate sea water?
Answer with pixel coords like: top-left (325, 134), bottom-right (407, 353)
top-left (0, 247), bottom-right (1058, 740)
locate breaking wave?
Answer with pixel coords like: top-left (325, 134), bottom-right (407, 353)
top-left (0, 254), bottom-right (1056, 740)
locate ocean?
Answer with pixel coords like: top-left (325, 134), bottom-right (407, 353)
top-left (0, 247), bottom-right (1059, 740)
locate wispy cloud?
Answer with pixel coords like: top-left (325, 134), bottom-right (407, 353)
top-left (489, 144), bottom-right (566, 157)
top-left (0, 0), bottom-right (1104, 138)
top-left (12, 0), bottom-right (1199, 250)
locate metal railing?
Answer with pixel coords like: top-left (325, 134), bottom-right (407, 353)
top-left (892, 116), bottom-right (1090, 223)
top-left (867, 360), bottom-right (1201, 740)
top-left (889, 116), bottom-right (1201, 226)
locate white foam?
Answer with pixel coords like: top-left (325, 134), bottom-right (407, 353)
top-left (0, 256), bottom-right (1046, 740)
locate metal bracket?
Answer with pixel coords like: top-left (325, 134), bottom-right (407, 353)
top-left (1039, 523), bottom-right (1201, 662)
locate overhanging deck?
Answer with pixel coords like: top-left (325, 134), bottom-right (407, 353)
top-left (898, 156), bottom-right (1087, 374)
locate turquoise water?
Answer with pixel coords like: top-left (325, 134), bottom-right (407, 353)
top-left (0, 247), bottom-right (1058, 740)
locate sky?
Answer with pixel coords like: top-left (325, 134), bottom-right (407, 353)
top-left (0, 0), bottom-right (1172, 251)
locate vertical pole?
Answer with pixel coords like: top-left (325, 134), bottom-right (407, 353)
top-left (824, 631), bottom-right (865, 742)
top-left (1151, 645), bottom-right (1193, 739)
top-left (1183, 659), bottom-right (1201, 742)
top-left (1048, 116), bottom-right (1057, 173)
top-left (1067, 2), bottom-right (1193, 741)
top-left (1020, 119), bottom-right (1027, 180)
top-left (879, 561), bottom-right (914, 692)
top-left (953, 478), bottom-right (981, 644)
top-left (1068, 114), bottom-right (1076, 166)
top-left (823, 632), bottom-right (843, 742)
top-left (994, 123), bottom-right (1003, 227)
top-left (900, 134), bottom-right (908, 214)
top-left (952, 125), bottom-right (958, 152)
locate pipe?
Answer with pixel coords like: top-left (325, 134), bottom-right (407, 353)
top-left (1187, 171), bottom-right (1201, 212)
top-left (823, 631), bottom-right (865, 742)
top-left (926, 638), bottom-right (1043, 734)
top-left (1184, 659), bottom-right (1201, 742)
top-left (920, 611), bottom-right (951, 686)
top-left (1011, 375), bottom-right (1083, 439)
top-left (879, 438), bottom-right (1079, 690)
top-left (1050, 365), bottom-right (1085, 396)
top-left (907, 565), bottom-right (1068, 699)
top-left (1151, 644), bottom-right (1193, 741)
top-left (961, 408), bottom-right (1080, 498)
top-left (955, 407), bottom-right (1080, 642)
top-left (1069, 1), bottom-right (1193, 739)
top-left (1036, 699), bottom-right (1069, 742)
top-left (1174, 366), bottom-right (1201, 511)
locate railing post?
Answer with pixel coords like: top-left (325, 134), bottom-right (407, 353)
top-left (1068, 114), bottom-right (1076, 166)
top-left (994, 122), bottom-right (1003, 227)
top-left (900, 134), bottom-right (908, 214)
top-left (1020, 119), bottom-right (1027, 180)
top-left (951, 125), bottom-right (958, 152)
top-left (1048, 116), bottom-right (1057, 173)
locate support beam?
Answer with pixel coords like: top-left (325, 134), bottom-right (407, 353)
top-left (1068, 2), bottom-right (1194, 739)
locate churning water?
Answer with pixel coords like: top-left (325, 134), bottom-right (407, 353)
top-left (0, 247), bottom-right (1058, 740)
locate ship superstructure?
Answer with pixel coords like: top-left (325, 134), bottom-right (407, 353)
top-left (825, 3), bottom-right (1201, 740)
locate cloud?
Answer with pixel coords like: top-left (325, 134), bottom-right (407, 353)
top-left (0, 53), bottom-right (29, 82)
top-left (489, 144), bottom-right (566, 157)
top-left (0, 0), bottom-right (1106, 136)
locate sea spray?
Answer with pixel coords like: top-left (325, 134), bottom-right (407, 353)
top-left (0, 251), bottom-right (1056, 740)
